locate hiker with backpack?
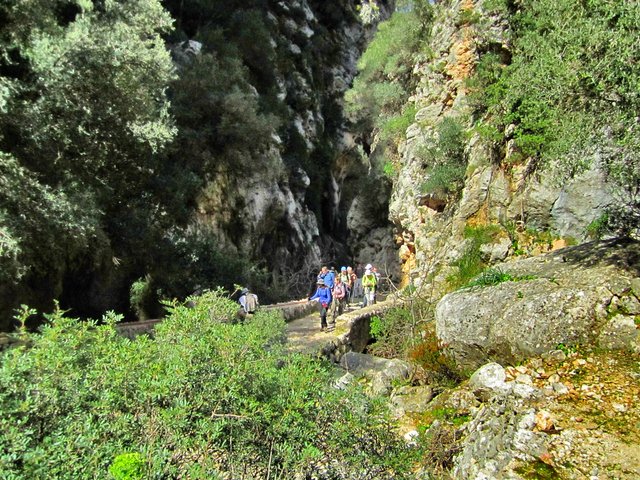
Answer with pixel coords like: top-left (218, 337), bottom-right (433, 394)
top-left (361, 265), bottom-right (377, 307)
top-left (309, 278), bottom-right (332, 331)
top-left (330, 275), bottom-right (347, 325)
top-left (324, 266), bottom-right (336, 289)
top-left (238, 288), bottom-right (259, 321)
top-left (339, 266), bottom-right (350, 301)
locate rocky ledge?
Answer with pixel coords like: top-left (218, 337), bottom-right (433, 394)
top-left (436, 238), bottom-right (640, 370)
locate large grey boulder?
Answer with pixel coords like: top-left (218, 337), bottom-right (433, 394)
top-left (436, 239), bottom-right (640, 370)
top-left (339, 352), bottom-right (411, 396)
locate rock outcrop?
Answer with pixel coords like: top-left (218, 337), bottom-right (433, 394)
top-left (387, 0), bottom-right (616, 288)
top-left (183, 0), bottom-right (398, 277)
top-left (438, 349), bottom-right (640, 479)
top-left (436, 239), bottom-right (640, 370)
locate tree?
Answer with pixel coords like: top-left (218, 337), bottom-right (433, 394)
top-left (0, 0), bottom-right (176, 323)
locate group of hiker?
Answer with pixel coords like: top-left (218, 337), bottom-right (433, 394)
top-left (309, 264), bottom-right (381, 331)
top-left (236, 263), bottom-right (382, 331)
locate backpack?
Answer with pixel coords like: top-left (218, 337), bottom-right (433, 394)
top-left (244, 293), bottom-right (258, 313)
top-left (333, 282), bottom-right (346, 299)
top-left (362, 273), bottom-right (377, 288)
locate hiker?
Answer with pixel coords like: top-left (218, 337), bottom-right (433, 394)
top-left (330, 275), bottom-right (347, 324)
top-left (317, 265), bottom-right (328, 284)
top-left (339, 266), bottom-right (350, 301)
top-left (346, 266), bottom-right (357, 304)
top-left (361, 265), bottom-right (377, 307)
top-left (309, 278), bottom-right (332, 331)
top-left (324, 265), bottom-right (336, 289)
top-left (372, 266), bottom-right (382, 302)
top-left (238, 288), bottom-right (259, 321)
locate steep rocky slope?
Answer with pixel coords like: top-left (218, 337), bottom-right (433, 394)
top-left (387, 0), bottom-right (615, 289)
top-left (180, 0), bottom-right (398, 278)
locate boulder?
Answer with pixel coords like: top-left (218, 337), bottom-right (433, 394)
top-left (597, 314), bottom-right (639, 351)
top-left (468, 362), bottom-right (511, 400)
top-left (339, 352), bottom-right (411, 395)
top-left (436, 239), bottom-right (640, 370)
top-left (390, 385), bottom-right (434, 414)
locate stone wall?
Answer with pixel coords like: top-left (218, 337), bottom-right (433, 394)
top-left (319, 299), bottom-right (398, 363)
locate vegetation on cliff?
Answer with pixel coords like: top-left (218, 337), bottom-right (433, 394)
top-left (347, 0), bottom-right (639, 236)
top-left (471, 0), bottom-right (640, 236)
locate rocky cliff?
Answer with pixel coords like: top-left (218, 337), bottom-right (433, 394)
top-left (386, 0), bottom-right (616, 290)
top-left (177, 0), bottom-right (398, 280)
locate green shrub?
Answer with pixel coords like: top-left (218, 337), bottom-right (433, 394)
top-left (447, 225), bottom-right (504, 288)
top-left (129, 275), bottom-right (155, 320)
top-left (457, 8), bottom-right (481, 26)
top-left (418, 117), bottom-right (468, 196)
top-left (108, 453), bottom-right (145, 480)
top-left (0, 294), bottom-right (418, 479)
top-left (420, 162), bottom-right (467, 195)
top-left (369, 307), bottom-right (414, 359)
top-left (464, 268), bottom-right (514, 288)
top-left (379, 105), bottom-right (418, 142)
top-left (382, 160), bottom-right (399, 179)
top-left (461, 268), bottom-right (536, 289)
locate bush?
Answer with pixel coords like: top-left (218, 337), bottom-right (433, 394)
top-left (369, 307), bottom-right (415, 359)
top-left (447, 224), bottom-right (503, 288)
top-left (0, 294), bottom-right (418, 479)
top-left (108, 453), bottom-right (145, 480)
top-left (129, 275), bottom-right (155, 320)
top-left (463, 268), bottom-right (514, 288)
top-left (409, 324), bottom-right (462, 387)
top-left (418, 117), bottom-right (468, 196)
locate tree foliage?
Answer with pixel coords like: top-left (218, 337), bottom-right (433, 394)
top-left (0, 0), bottom-right (177, 323)
top-left (346, 1), bottom-right (433, 131)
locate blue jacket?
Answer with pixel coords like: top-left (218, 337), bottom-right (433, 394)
top-left (323, 271), bottom-right (335, 288)
top-left (309, 286), bottom-right (332, 306)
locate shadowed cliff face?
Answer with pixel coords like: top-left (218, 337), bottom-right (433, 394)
top-left (173, 0), bottom-right (398, 279)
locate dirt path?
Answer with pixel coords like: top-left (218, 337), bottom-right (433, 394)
top-left (285, 304), bottom-right (358, 354)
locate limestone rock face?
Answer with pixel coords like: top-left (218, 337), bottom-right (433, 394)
top-left (436, 239), bottom-right (640, 370)
top-left (186, 0), bottom-right (395, 277)
top-left (387, 0), bottom-right (616, 288)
